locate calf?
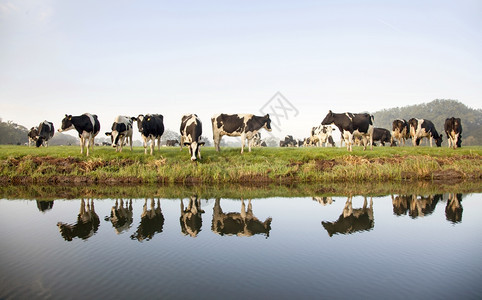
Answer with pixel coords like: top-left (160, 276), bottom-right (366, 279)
top-left (105, 116), bottom-right (136, 152)
top-left (58, 113), bottom-right (101, 156)
top-left (28, 127), bottom-right (38, 147)
top-left (391, 119), bottom-right (410, 146)
top-left (211, 113), bottom-right (272, 153)
top-left (372, 127), bottom-right (395, 146)
top-left (180, 114), bottom-right (205, 161)
top-left (321, 110), bottom-right (374, 151)
top-left (409, 118), bottom-right (442, 147)
top-left (137, 114), bottom-right (164, 155)
top-left (312, 125), bottom-right (335, 147)
top-left (444, 117), bottom-right (462, 149)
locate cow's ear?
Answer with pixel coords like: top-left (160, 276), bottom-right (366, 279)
top-left (65, 114), bottom-right (68, 117)
top-left (131, 117), bottom-right (137, 121)
top-left (265, 114), bottom-right (270, 118)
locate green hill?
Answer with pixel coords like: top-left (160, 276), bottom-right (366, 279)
top-left (372, 99), bottom-right (482, 146)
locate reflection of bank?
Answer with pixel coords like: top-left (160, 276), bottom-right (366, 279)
top-left (321, 197), bottom-right (374, 237)
top-left (180, 196), bottom-right (205, 237)
top-left (57, 199), bottom-right (100, 241)
top-left (211, 199), bottom-right (272, 237)
top-left (392, 193), bottom-right (463, 223)
top-left (130, 198), bottom-right (164, 242)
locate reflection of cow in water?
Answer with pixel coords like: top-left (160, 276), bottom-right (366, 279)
top-left (37, 200), bottom-right (54, 212)
top-left (312, 197), bottom-right (334, 206)
top-left (180, 196), bottom-right (205, 237)
top-left (57, 199), bottom-right (100, 241)
top-left (392, 194), bottom-right (441, 218)
top-left (108, 199), bottom-right (133, 234)
top-left (212, 199), bottom-right (272, 237)
top-left (445, 193), bottom-right (463, 224)
top-left (322, 197), bottom-right (374, 237)
top-left (131, 199), bottom-right (164, 241)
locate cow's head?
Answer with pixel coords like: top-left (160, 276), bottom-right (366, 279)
top-left (105, 132), bottom-right (114, 144)
top-left (184, 140), bottom-right (205, 161)
top-left (264, 114), bottom-right (272, 132)
top-left (136, 115), bottom-right (144, 133)
top-left (321, 110), bottom-right (334, 125)
top-left (58, 114), bottom-right (74, 132)
top-left (435, 134), bottom-right (443, 147)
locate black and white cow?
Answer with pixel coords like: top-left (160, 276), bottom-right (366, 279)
top-left (136, 114), bottom-right (164, 155)
top-left (372, 127), bottom-right (395, 146)
top-left (444, 117), bottom-right (462, 149)
top-left (166, 140), bottom-right (179, 147)
top-left (180, 114), bottom-right (205, 161)
top-left (105, 116), bottom-right (136, 152)
top-left (36, 121), bottom-right (55, 147)
top-left (321, 111), bottom-right (374, 151)
top-left (408, 118), bottom-right (443, 147)
top-left (58, 113), bottom-right (101, 156)
top-left (180, 196), bottom-right (205, 237)
top-left (391, 119), bottom-right (410, 146)
top-left (211, 113), bottom-right (272, 153)
top-left (311, 124), bottom-right (335, 147)
top-left (28, 127), bottom-right (38, 147)
top-left (279, 135), bottom-right (297, 147)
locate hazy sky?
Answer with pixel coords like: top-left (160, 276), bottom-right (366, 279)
top-left (1, 0), bottom-right (481, 140)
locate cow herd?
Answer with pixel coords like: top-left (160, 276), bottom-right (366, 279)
top-left (26, 110), bottom-right (463, 160)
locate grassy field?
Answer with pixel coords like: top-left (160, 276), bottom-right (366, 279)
top-left (0, 145), bottom-right (481, 184)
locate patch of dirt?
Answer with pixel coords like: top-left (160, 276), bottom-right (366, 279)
top-left (314, 159), bottom-right (337, 171)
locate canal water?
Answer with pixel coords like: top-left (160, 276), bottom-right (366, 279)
top-left (1, 185), bottom-right (481, 299)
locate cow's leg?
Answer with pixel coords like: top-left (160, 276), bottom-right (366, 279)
top-left (213, 133), bottom-right (221, 152)
top-left (150, 137), bottom-right (155, 155)
top-left (429, 136), bottom-right (433, 147)
top-left (248, 137), bottom-right (254, 152)
top-left (361, 136), bottom-right (368, 151)
top-left (157, 137), bottom-right (161, 151)
top-left (180, 136), bottom-right (184, 151)
top-left (143, 136), bottom-right (148, 155)
top-left (129, 135), bottom-right (133, 151)
top-left (240, 133), bottom-right (246, 154)
top-left (80, 136), bottom-right (85, 154)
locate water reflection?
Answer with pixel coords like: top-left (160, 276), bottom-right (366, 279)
top-left (180, 195), bottom-right (204, 237)
top-left (36, 200), bottom-right (54, 212)
top-left (211, 199), bottom-right (272, 237)
top-left (392, 194), bottom-right (442, 218)
top-left (312, 196), bottom-right (334, 206)
top-left (445, 193), bottom-right (463, 224)
top-left (322, 197), bottom-right (374, 237)
top-left (57, 199), bottom-right (100, 241)
top-left (107, 199), bottom-right (133, 234)
top-left (130, 198), bottom-right (164, 242)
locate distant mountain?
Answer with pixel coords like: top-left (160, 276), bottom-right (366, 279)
top-left (372, 99), bottom-right (482, 146)
top-left (0, 119), bottom-right (28, 145)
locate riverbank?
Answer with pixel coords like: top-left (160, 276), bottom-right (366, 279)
top-left (0, 145), bottom-right (481, 184)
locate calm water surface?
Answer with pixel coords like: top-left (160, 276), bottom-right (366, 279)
top-left (1, 190), bottom-right (481, 299)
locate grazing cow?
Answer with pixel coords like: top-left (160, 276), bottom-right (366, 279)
top-left (321, 111), bottom-right (374, 151)
top-left (279, 135), bottom-right (297, 147)
top-left (166, 140), bottom-right (179, 147)
top-left (180, 114), bottom-right (205, 161)
top-left (28, 127), bottom-right (38, 147)
top-left (211, 113), bottom-right (272, 153)
top-left (372, 127), bottom-right (395, 146)
top-left (391, 119), bottom-right (410, 146)
top-left (445, 193), bottom-right (463, 223)
top-left (105, 116), bottom-right (136, 152)
top-left (212, 199), bottom-right (272, 237)
top-left (58, 113), bottom-right (101, 156)
top-left (131, 198), bottom-right (164, 241)
top-left (137, 114), bottom-right (164, 155)
top-left (180, 196), bottom-right (205, 237)
top-left (57, 199), bottom-right (100, 241)
top-left (312, 125), bottom-right (335, 147)
top-left (108, 199), bottom-right (133, 234)
top-left (36, 121), bottom-right (55, 147)
top-left (444, 117), bottom-right (462, 149)
top-left (408, 118), bottom-right (443, 147)
top-left (321, 197), bottom-right (374, 237)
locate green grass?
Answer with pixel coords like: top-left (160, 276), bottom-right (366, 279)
top-left (0, 145), bottom-right (481, 184)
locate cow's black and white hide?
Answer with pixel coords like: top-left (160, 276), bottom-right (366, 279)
top-left (409, 118), bottom-right (442, 147)
top-left (58, 113), bottom-right (101, 156)
top-left (136, 114), bottom-right (164, 155)
top-left (28, 127), bottom-right (38, 147)
top-left (211, 113), bottom-right (272, 153)
top-left (391, 119), bottom-right (410, 146)
top-left (444, 117), bottom-right (462, 149)
top-left (180, 114), bottom-right (205, 161)
top-left (105, 116), bottom-right (136, 152)
top-left (321, 111), bottom-right (374, 151)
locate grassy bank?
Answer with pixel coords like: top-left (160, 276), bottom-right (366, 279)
top-left (0, 145), bottom-right (481, 184)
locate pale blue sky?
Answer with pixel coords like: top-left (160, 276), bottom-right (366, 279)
top-left (1, 0), bottom-right (481, 140)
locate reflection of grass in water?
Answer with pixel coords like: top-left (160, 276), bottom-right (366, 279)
top-left (1, 181), bottom-right (481, 201)
top-left (0, 145), bottom-right (481, 184)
